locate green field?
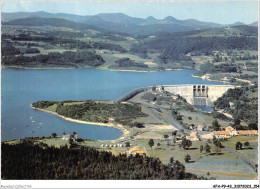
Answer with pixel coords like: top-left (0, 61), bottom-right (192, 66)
top-left (148, 140), bottom-right (238, 164)
top-left (222, 136), bottom-right (258, 163)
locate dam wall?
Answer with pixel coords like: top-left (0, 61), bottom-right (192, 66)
top-left (163, 84), bottom-right (235, 106)
top-left (116, 84), bottom-right (235, 107)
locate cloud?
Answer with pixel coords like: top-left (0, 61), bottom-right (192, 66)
top-left (19, 1), bottom-right (34, 11)
top-left (2, 1), bottom-right (32, 12)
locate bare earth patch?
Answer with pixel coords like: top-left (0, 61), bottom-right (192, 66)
top-left (135, 131), bottom-right (163, 139)
top-left (144, 62), bottom-right (158, 67)
top-left (145, 124), bottom-right (174, 131)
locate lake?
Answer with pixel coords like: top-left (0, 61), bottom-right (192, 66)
top-left (1, 68), bottom-right (223, 141)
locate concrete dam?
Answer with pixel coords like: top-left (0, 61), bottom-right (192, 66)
top-left (163, 84), bottom-right (235, 106)
top-left (117, 84), bottom-right (235, 107)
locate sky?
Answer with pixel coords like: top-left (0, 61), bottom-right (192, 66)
top-left (1, 1), bottom-right (258, 24)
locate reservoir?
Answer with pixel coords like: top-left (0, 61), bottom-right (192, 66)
top-left (1, 68), bottom-right (223, 141)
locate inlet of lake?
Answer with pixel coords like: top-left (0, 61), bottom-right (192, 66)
top-left (1, 68), bottom-right (224, 141)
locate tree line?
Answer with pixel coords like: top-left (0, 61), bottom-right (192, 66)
top-left (2, 51), bottom-right (105, 67)
top-left (112, 58), bottom-right (148, 68)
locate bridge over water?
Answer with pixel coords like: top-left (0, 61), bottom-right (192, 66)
top-left (116, 84), bottom-right (235, 106)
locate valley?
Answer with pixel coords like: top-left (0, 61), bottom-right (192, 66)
top-left (1, 12), bottom-right (258, 85)
top-left (1, 9), bottom-right (258, 182)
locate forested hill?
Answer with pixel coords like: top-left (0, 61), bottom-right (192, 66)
top-left (2, 17), bottom-right (101, 31)
top-left (131, 26), bottom-right (258, 64)
top-left (1, 141), bottom-right (205, 180)
top-left (2, 11), bottom-right (257, 35)
top-left (214, 85), bottom-right (258, 126)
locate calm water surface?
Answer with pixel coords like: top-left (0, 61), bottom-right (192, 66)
top-left (1, 68), bottom-right (223, 141)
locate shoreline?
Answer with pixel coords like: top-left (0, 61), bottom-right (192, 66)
top-left (30, 105), bottom-right (130, 142)
top-left (1, 65), bottom-right (84, 70)
top-left (2, 65), bottom-right (185, 73)
top-left (192, 74), bottom-right (230, 84)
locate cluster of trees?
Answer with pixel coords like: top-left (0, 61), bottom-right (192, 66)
top-left (236, 141), bottom-right (251, 150)
top-left (129, 122), bottom-right (145, 128)
top-left (130, 44), bottom-right (148, 58)
top-left (141, 91), bottom-right (174, 102)
top-left (24, 48), bottom-right (40, 54)
top-left (2, 51), bottom-right (105, 67)
top-left (50, 39), bottom-right (92, 49)
top-left (214, 63), bottom-right (237, 73)
top-left (113, 58), bottom-right (148, 68)
top-left (93, 42), bottom-right (127, 53)
top-left (200, 143), bottom-right (211, 154)
top-left (212, 136), bottom-right (223, 154)
top-left (211, 112), bottom-right (231, 121)
top-left (196, 62), bottom-right (237, 76)
top-left (95, 32), bottom-right (128, 41)
top-left (10, 33), bottom-right (54, 41)
top-left (43, 31), bottom-right (85, 39)
top-left (214, 86), bottom-right (258, 125)
top-left (158, 49), bottom-right (193, 64)
top-left (180, 138), bottom-right (192, 149)
top-left (32, 101), bottom-right (57, 109)
top-left (33, 100), bottom-right (148, 126)
top-left (1, 141), bottom-right (206, 180)
top-left (1, 41), bottom-right (21, 56)
top-left (5, 32), bottom-right (128, 53)
top-left (237, 74), bottom-right (258, 81)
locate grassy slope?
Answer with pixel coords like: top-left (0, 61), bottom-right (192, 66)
top-left (222, 136), bottom-right (258, 163)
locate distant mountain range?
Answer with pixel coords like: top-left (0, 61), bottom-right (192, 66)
top-left (2, 11), bottom-right (257, 35)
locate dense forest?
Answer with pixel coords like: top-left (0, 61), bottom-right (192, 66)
top-left (1, 141), bottom-right (206, 180)
top-left (214, 85), bottom-right (258, 126)
top-left (2, 51), bottom-right (105, 67)
top-left (196, 62), bottom-right (238, 76)
top-left (111, 58), bottom-right (148, 69)
top-left (1, 41), bottom-right (21, 56)
top-left (32, 100), bottom-right (148, 126)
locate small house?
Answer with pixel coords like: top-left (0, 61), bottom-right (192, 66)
top-left (129, 146), bottom-right (146, 156)
top-left (186, 131), bottom-right (199, 141)
top-left (212, 131), bottom-right (231, 139)
top-left (225, 126), bottom-right (238, 136)
top-left (62, 134), bottom-right (70, 140)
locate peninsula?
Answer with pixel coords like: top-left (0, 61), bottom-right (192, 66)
top-left (20, 84), bottom-right (257, 180)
